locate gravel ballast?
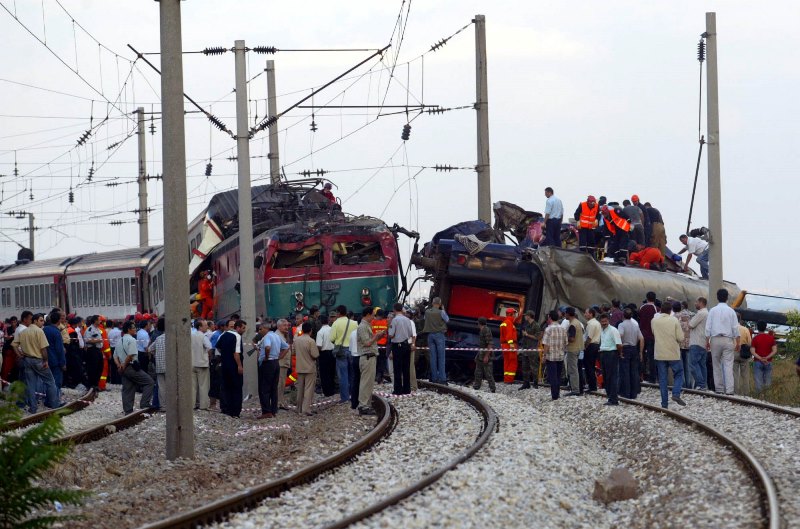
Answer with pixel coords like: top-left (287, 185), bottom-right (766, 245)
top-left (352, 384), bottom-right (763, 529)
top-left (37, 396), bottom-right (375, 529)
top-left (211, 387), bottom-right (483, 529)
top-left (637, 386), bottom-right (800, 528)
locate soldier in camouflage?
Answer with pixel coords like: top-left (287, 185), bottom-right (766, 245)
top-left (473, 317), bottom-right (495, 392)
top-left (518, 310), bottom-right (542, 389)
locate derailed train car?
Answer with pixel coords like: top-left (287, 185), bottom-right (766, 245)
top-left (410, 205), bottom-right (742, 375)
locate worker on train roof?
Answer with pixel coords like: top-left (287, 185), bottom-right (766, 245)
top-left (505, 308), bottom-right (516, 315)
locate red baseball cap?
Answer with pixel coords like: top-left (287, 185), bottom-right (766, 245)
top-left (631, 194), bottom-right (640, 202)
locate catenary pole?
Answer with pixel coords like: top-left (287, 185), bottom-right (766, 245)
top-left (137, 107), bottom-right (149, 247)
top-left (266, 60), bottom-right (280, 184)
top-left (474, 15), bottom-right (491, 224)
top-left (159, 0), bottom-right (194, 459)
top-left (705, 12), bottom-right (723, 307)
top-left (234, 40), bottom-right (258, 398)
top-left (28, 213), bottom-right (34, 257)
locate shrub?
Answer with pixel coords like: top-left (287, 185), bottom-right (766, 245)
top-left (0, 382), bottom-right (88, 529)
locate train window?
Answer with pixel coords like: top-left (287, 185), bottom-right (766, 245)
top-left (124, 278), bottom-right (131, 305)
top-left (14, 287), bottom-right (18, 308)
top-left (131, 277), bottom-right (138, 304)
top-left (157, 272), bottom-right (164, 302)
top-left (92, 280), bottom-right (98, 306)
top-left (332, 242), bottom-right (385, 265)
top-left (82, 282), bottom-right (88, 307)
top-left (105, 279), bottom-right (111, 306)
top-left (50, 284), bottom-right (57, 307)
top-left (117, 278), bottom-right (123, 305)
top-left (87, 281), bottom-right (94, 307)
top-left (99, 280), bottom-right (105, 306)
top-left (272, 245), bottom-right (324, 269)
top-left (112, 280), bottom-right (118, 305)
top-left (33, 285), bottom-right (40, 308)
top-left (40, 285), bottom-right (46, 308)
top-left (70, 283), bottom-right (76, 308)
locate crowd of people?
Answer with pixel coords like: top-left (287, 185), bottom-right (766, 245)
top-left (2, 286), bottom-right (795, 417)
top-left (477, 288), bottom-right (785, 409)
top-left (541, 187), bottom-right (711, 278)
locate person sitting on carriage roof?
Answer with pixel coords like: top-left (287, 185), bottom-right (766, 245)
top-left (321, 182), bottom-right (336, 203)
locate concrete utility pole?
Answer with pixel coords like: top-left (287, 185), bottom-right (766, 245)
top-left (137, 107), bottom-right (149, 247)
top-left (159, 0), bottom-right (194, 460)
top-left (234, 40), bottom-right (258, 399)
top-left (27, 213), bottom-right (34, 257)
top-left (474, 14), bottom-right (492, 224)
top-left (266, 60), bottom-right (280, 184)
top-left (705, 12), bottom-right (723, 307)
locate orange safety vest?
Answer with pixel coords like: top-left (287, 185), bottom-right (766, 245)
top-left (372, 318), bottom-right (388, 346)
top-left (578, 202), bottom-right (599, 229)
top-left (608, 209), bottom-right (631, 233)
top-left (285, 355), bottom-right (297, 386)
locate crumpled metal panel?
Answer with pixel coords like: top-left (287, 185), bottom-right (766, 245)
top-left (529, 246), bottom-right (742, 312)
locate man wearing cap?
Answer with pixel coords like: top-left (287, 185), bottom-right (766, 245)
top-left (574, 195), bottom-right (599, 254)
top-left (518, 310), bottom-right (541, 389)
top-left (542, 187), bottom-right (564, 247)
top-left (321, 182), bottom-right (336, 203)
top-left (622, 199), bottom-right (645, 245)
top-left (499, 308), bottom-right (518, 384)
top-left (601, 204), bottom-right (632, 263)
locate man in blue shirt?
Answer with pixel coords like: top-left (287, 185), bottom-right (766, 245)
top-left (543, 186), bottom-right (564, 247)
top-left (43, 310), bottom-right (67, 402)
top-left (257, 320), bottom-right (288, 418)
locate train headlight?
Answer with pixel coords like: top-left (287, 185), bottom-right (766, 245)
top-left (361, 287), bottom-right (371, 306)
top-left (294, 292), bottom-right (305, 312)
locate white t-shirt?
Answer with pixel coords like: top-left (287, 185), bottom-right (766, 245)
top-left (349, 329), bottom-right (359, 356)
top-left (316, 325), bottom-right (333, 351)
top-left (14, 324), bottom-right (27, 353)
top-left (685, 237), bottom-right (709, 256)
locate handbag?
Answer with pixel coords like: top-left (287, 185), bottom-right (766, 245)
top-left (332, 320), bottom-right (352, 359)
top-left (739, 343), bottom-right (752, 360)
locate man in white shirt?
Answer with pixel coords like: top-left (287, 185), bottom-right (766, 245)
top-left (191, 319), bottom-right (213, 410)
top-left (705, 289), bottom-right (740, 395)
top-left (388, 302), bottom-right (416, 395)
top-left (543, 186), bottom-right (564, 248)
top-left (678, 234), bottom-right (710, 279)
top-left (348, 323), bottom-right (360, 410)
top-left (315, 315), bottom-right (336, 397)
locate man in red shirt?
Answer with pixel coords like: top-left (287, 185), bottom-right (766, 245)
top-left (751, 321), bottom-right (777, 393)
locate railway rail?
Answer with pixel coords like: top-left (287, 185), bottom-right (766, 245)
top-left (587, 390), bottom-right (781, 529)
top-left (0, 387), bottom-right (96, 434)
top-left (140, 383), bottom-right (496, 529)
top-left (51, 407), bottom-right (156, 446)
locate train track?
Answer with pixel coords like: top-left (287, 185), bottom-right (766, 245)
top-left (137, 394), bottom-right (396, 529)
top-left (51, 407), bottom-right (157, 446)
top-left (588, 389), bottom-right (781, 529)
top-left (140, 383), bottom-right (496, 529)
top-left (640, 381), bottom-right (800, 418)
top-left (0, 387), bottom-right (96, 433)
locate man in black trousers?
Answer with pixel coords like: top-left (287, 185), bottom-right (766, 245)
top-left (387, 303), bottom-right (415, 395)
top-left (216, 319), bottom-right (247, 418)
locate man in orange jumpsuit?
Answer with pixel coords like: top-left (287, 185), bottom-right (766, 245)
top-left (629, 244), bottom-right (664, 270)
top-left (499, 308), bottom-right (518, 384)
top-left (197, 271), bottom-right (214, 319)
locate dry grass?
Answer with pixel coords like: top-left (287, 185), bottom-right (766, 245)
top-left (753, 355), bottom-right (800, 407)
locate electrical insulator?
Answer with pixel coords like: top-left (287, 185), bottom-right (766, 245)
top-left (29, 191), bottom-right (34, 201)
top-left (68, 189), bottom-right (74, 204)
top-left (401, 124), bottom-right (411, 141)
top-left (253, 46), bottom-right (277, 54)
top-left (149, 119), bottom-right (156, 135)
top-left (697, 39), bottom-right (706, 62)
top-left (203, 46), bottom-right (227, 56)
top-left (205, 163), bottom-right (213, 177)
top-left (88, 165), bottom-right (94, 182)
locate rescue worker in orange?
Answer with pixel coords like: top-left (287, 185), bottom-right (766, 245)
top-left (98, 316), bottom-right (112, 390)
top-left (629, 243), bottom-right (665, 270)
top-left (371, 308), bottom-right (391, 383)
top-left (197, 271), bottom-right (214, 319)
top-left (500, 308), bottom-right (518, 384)
top-left (574, 195), bottom-right (599, 254)
top-left (601, 205), bottom-right (633, 263)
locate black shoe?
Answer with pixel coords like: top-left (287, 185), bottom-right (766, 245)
top-left (490, 388), bottom-right (496, 393)
top-left (565, 391), bottom-right (580, 397)
top-left (604, 401), bottom-right (619, 406)
top-left (518, 383), bottom-right (531, 391)
top-left (359, 407), bottom-right (376, 416)
top-left (533, 383), bottom-right (539, 389)
top-left (671, 395), bottom-right (687, 406)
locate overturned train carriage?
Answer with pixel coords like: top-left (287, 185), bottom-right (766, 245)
top-left (411, 237), bottom-right (741, 367)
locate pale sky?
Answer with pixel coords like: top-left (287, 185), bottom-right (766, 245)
top-left (1, 0), bottom-right (798, 299)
